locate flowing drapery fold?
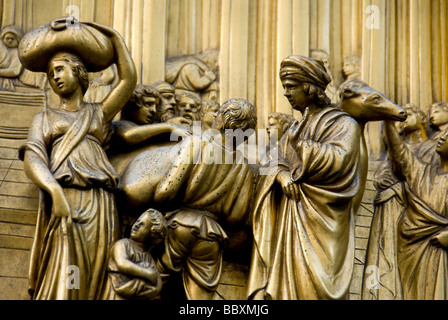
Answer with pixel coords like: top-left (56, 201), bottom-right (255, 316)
top-left (248, 106), bottom-right (360, 300)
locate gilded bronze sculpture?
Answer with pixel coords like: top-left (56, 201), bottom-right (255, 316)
top-left (383, 119), bottom-right (448, 299)
top-left (165, 50), bottom-right (219, 101)
top-left (108, 83), bottom-right (190, 191)
top-left (105, 208), bottom-right (167, 300)
top-left (362, 103), bottom-right (428, 300)
top-left (342, 56), bottom-right (361, 83)
top-left (0, 0), bottom-right (446, 305)
top-left (310, 49), bottom-right (338, 104)
top-left (175, 91), bottom-right (203, 126)
top-left (247, 55), bottom-right (362, 300)
top-left (153, 81), bottom-right (178, 123)
top-left (0, 25), bottom-right (46, 92)
top-left (17, 18), bottom-right (137, 299)
top-left (112, 84), bottom-right (188, 147)
top-left (201, 99), bottom-right (221, 131)
top-left (118, 98), bottom-right (257, 299)
top-left (266, 112), bottom-right (295, 143)
top-left (415, 101), bottom-right (448, 165)
top-left (338, 79), bottom-right (407, 213)
top-left (3, 6), bottom-right (444, 303)
top-left (0, 26), bottom-right (24, 91)
top-left (85, 65), bottom-right (117, 103)
top-left (261, 112), bottom-right (296, 166)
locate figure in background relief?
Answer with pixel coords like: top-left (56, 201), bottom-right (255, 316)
top-left (247, 55), bottom-right (361, 300)
top-left (201, 99), bottom-right (220, 131)
top-left (362, 103), bottom-right (427, 300)
top-left (260, 112), bottom-right (296, 166)
top-left (0, 26), bottom-right (23, 91)
top-left (165, 50), bottom-right (219, 101)
top-left (384, 119), bottom-right (448, 300)
top-left (153, 80), bottom-right (191, 126)
top-left (18, 18), bottom-right (137, 300)
top-left (396, 103), bottom-right (429, 148)
top-left (85, 65), bottom-right (117, 103)
top-left (120, 84), bottom-right (161, 126)
top-left (266, 112), bottom-right (295, 143)
top-left (112, 84), bottom-right (188, 148)
top-left (108, 84), bottom-right (190, 178)
top-left (105, 209), bottom-right (167, 300)
top-left (154, 81), bottom-right (177, 122)
top-left (342, 55), bottom-right (361, 83)
top-left (336, 55), bottom-right (361, 104)
top-left (310, 49), bottom-right (338, 104)
top-left (0, 25), bottom-right (47, 91)
top-left (118, 98), bottom-right (257, 299)
top-left (415, 101), bottom-right (448, 165)
top-left (175, 91), bottom-right (203, 126)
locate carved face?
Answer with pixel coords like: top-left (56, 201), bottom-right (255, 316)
top-left (343, 61), bottom-right (357, 77)
top-left (130, 213), bottom-right (153, 243)
top-left (134, 96), bottom-right (158, 124)
top-left (47, 59), bottom-right (81, 97)
top-left (177, 96), bottom-right (201, 122)
top-left (158, 91), bottom-right (177, 122)
top-left (267, 116), bottom-right (283, 141)
top-left (430, 104), bottom-right (448, 128)
top-left (3, 33), bottom-right (18, 48)
top-left (282, 78), bottom-right (309, 112)
top-left (402, 107), bottom-right (421, 133)
top-left (202, 109), bottom-right (218, 130)
top-left (311, 52), bottom-right (330, 71)
top-left (212, 108), bottom-right (224, 132)
top-left (436, 132), bottom-right (448, 155)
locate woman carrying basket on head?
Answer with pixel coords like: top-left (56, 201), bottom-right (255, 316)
top-left (18, 18), bottom-right (137, 300)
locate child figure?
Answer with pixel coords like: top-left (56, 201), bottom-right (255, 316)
top-left (106, 209), bottom-right (167, 300)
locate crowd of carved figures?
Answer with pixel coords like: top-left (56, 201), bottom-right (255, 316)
top-left (2, 18), bottom-right (447, 300)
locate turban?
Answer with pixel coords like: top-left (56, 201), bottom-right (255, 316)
top-left (279, 55), bottom-right (331, 90)
top-left (154, 81), bottom-right (175, 94)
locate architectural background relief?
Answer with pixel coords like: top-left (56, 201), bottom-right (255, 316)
top-left (0, 0), bottom-right (447, 300)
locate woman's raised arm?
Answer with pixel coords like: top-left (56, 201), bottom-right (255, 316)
top-left (84, 22), bottom-right (137, 123)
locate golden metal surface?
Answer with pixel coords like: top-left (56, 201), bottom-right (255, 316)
top-left (0, 1), bottom-right (447, 301)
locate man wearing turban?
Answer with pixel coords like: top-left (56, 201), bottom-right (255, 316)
top-left (247, 55), bottom-right (361, 300)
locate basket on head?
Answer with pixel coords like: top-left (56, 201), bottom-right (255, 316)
top-left (18, 17), bottom-right (115, 73)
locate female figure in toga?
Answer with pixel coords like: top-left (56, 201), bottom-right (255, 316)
top-left (19, 20), bottom-right (137, 300)
top-left (384, 120), bottom-right (448, 300)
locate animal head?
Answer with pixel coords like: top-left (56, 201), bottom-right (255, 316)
top-left (339, 79), bottom-right (407, 124)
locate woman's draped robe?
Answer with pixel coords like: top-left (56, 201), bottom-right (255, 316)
top-left (362, 142), bottom-right (422, 300)
top-left (389, 138), bottom-right (448, 300)
top-left (19, 103), bottom-right (120, 300)
top-left (362, 162), bottom-right (406, 300)
top-left (247, 106), bottom-right (361, 300)
top-left (0, 45), bottom-right (22, 91)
